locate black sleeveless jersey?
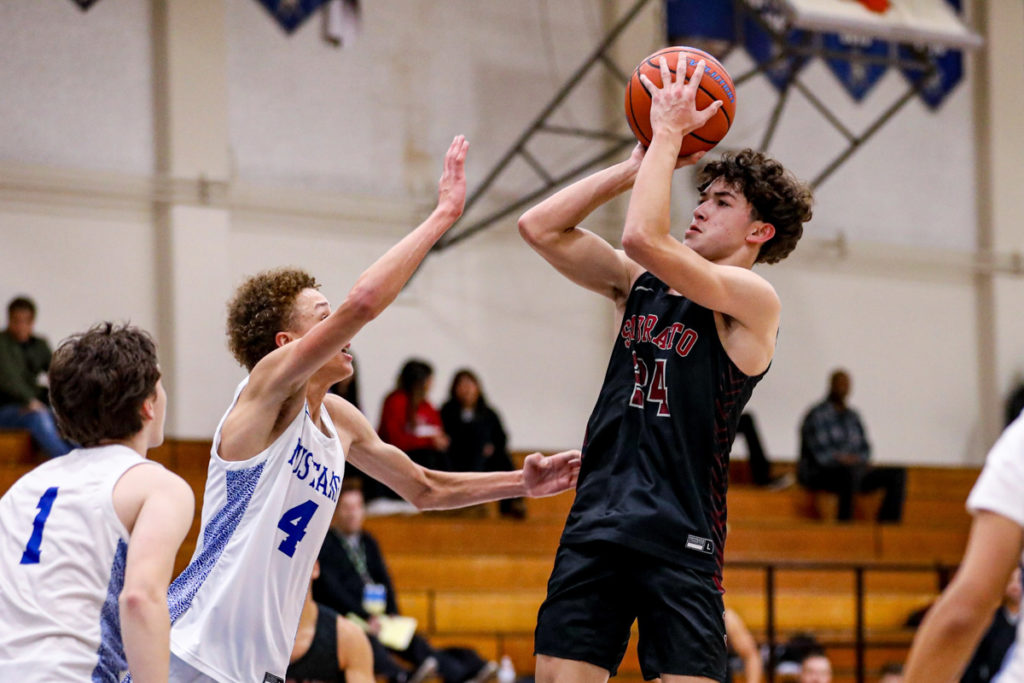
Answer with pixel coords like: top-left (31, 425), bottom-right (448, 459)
top-left (560, 272), bottom-right (766, 582)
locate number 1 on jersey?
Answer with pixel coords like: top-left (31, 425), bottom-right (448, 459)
top-left (277, 500), bottom-right (319, 558)
top-left (21, 487), bottom-right (59, 565)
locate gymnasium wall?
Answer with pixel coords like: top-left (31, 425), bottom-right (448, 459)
top-left (0, 0), bottom-right (1016, 465)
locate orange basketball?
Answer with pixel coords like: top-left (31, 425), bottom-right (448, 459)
top-left (625, 46), bottom-right (736, 157)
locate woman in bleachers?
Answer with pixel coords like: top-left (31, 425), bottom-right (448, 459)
top-left (441, 369), bottom-right (524, 518)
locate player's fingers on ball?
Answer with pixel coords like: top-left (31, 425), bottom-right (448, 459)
top-left (658, 56), bottom-right (671, 85)
top-left (688, 59), bottom-right (706, 89)
top-left (638, 72), bottom-right (657, 94)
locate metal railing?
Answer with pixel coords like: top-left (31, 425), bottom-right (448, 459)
top-left (728, 560), bottom-right (956, 683)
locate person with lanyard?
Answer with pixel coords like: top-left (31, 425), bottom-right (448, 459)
top-left (314, 480), bottom-right (497, 683)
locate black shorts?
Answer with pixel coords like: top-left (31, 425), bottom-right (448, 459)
top-left (534, 541), bottom-right (727, 681)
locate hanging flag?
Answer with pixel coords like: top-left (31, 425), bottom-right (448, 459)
top-left (665, 0), bottom-right (735, 44)
top-left (254, 0), bottom-right (328, 34)
top-left (742, 5), bottom-right (811, 92)
top-left (823, 33), bottom-right (889, 101)
top-left (68, 0), bottom-right (101, 9)
top-left (899, 45), bottom-right (963, 110)
top-left (898, 0), bottom-right (965, 110)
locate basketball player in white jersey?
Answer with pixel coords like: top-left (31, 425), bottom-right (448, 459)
top-left (0, 323), bottom-right (194, 682)
top-left (165, 136), bottom-right (581, 683)
top-left (903, 412), bottom-right (1024, 682)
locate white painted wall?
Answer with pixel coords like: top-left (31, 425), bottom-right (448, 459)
top-left (0, 0), bottom-right (154, 174)
top-left (0, 0), bottom-right (1014, 464)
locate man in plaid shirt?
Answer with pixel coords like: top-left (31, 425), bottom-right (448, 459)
top-left (798, 369), bottom-right (905, 522)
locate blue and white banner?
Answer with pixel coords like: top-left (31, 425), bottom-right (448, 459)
top-left (664, 0), bottom-right (969, 108)
top-left (741, 9), bottom-right (812, 92)
top-left (254, 0), bottom-right (328, 34)
top-left (898, 0), bottom-right (965, 109)
top-left (823, 33), bottom-right (889, 101)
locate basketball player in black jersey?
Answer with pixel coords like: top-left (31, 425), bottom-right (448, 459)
top-left (519, 58), bottom-right (813, 683)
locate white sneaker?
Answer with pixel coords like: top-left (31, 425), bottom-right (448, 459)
top-left (408, 656), bottom-right (439, 683)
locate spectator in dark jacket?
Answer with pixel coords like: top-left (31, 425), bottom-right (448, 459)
top-left (313, 480), bottom-right (497, 683)
top-left (798, 369), bottom-right (905, 522)
top-left (0, 297), bottom-right (72, 458)
top-left (440, 369), bottom-right (524, 518)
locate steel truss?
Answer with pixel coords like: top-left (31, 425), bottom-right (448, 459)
top-left (432, 0), bottom-right (941, 252)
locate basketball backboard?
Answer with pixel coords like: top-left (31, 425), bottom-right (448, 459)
top-left (780, 0), bottom-right (982, 50)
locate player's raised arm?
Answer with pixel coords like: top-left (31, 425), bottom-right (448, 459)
top-left (623, 58), bottom-right (775, 326)
top-left (902, 511), bottom-right (1022, 682)
top-left (517, 150), bottom-right (644, 307)
top-left (115, 465), bottom-right (195, 683)
top-left (256, 135), bottom-right (469, 401)
top-left (329, 395), bottom-right (580, 509)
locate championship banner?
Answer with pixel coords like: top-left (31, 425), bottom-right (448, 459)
top-left (822, 33), bottom-right (889, 101)
top-left (254, 0), bottom-right (328, 34)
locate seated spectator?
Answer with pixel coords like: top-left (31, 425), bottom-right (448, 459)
top-left (378, 359), bottom-right (448, 469)
top-left (800, 650), bottom-right (832, 683)
top-left (440, 368), bottom-right (524, 518)
top-left (775, 632), bottom-right (822, 678)
top-left (0, 296), bottom-right (72, 458)
top-left (288, 560), bottom-right (374, 683)
top-left (314, 480), bottom-right (498, 683)
top-left (798, 369), bottom-right (906, 523)
top-left (960, 567), bottom-right (1021, 683)
top-left (736, 411), bottom-right (793, 489)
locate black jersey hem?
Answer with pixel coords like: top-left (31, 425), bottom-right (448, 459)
top-left (560, 529), bottom-right (722, 579)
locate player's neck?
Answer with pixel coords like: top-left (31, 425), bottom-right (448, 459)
top-left (98, 431), bottom-right (151, 458)
top-left (305, 377), bottom-right (333, 426)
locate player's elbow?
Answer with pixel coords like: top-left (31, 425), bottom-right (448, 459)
top-left (343, 286), bottom-right (383, 324)
top-left (119, 584), bottom-right (166, 622)
top-left (931, 581), bottom-right (1002, 634)
top-left (620, 226), bottom-right (656, 262)
top-left (407, 468), bottom-right (445, 511)
top-left (517, 213), bottom-right (544, 247)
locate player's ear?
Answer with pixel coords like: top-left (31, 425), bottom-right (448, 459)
top-left (748, 221), bottom-right (775, 245)
top-left (274, 331), bottom-right (294, 348)
top-left (140, 393), bottom-right (156, 422)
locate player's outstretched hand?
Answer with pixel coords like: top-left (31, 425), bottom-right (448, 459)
top-left (522, 449), bottom-right (582, 498)
top-left (436, 134), bottom-right (469, 221)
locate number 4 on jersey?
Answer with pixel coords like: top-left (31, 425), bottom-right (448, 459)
top-left (630, 352), bottom-right (671, 417)
top-left (277, 500), bottom-right (319, 558)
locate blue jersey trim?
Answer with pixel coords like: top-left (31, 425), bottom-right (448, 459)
top-left (91, 539), bottom-right (128, 682)
top-left (167, 463), bottom-right (265, 623)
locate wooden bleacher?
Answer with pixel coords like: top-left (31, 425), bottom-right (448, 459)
top-left (0, 438), bottom-right (980, 682)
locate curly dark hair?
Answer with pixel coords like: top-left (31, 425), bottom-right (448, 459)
top-left (227, 268), bottom-right (320, 371)
top-left (698, 149), bottom-right (813, 264)
top-left (49, 323), bottom-right (161, 447)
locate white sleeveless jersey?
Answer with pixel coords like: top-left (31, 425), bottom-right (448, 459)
top-left (168, 378), bottom-right (346, 683)
top-left (0, 445), bottom-right (155, 682)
